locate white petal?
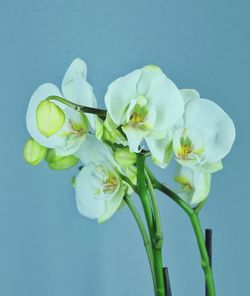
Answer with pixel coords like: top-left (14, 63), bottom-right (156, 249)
top-left (196, 161), bottom-right (223, 173)
top-left (122, 125), bottom-right (149, 152)
top-left (75, 163), bottom-right (106, 219)
top-left (74, 134), bottom-right (115, 165)
top-left (180, 89), bottom-right (200, 105)
top-left (62, 58), bottom-right (97, 127)
top-left (184, 99), bottom-right (236, 162)
top-left (97, 183), bottom-right (124, 223)
top-left (175, 166), bottom-right (211, 205)
top-left (104, 69), bottom-right (142, 125)
top-left (137, 66), bottom-right (184, 129)
top-left (26, 83), bottom-right (66, 148)
top-left (146, 133), bottom-right (173, 169)
top-left (192, 171), bottom-right (211, 204)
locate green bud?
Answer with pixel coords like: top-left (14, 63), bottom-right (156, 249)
top-left (45, 149), bottom-right (79, 170)
top-left (23, 138), bottom-right (47, 165)
top-left (102, 114), bottom-right (127, 145)
top-left (95, 117), bottom-right (104, 140)
top-left (36, 100), bottom-right (65, 137)
top-left (114, 147), bottom-right (137, 167)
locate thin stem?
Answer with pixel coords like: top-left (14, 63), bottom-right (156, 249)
top-left (46, 96), bottom-right (107, 118)
top-left (137, 155), bottom-right (154, 242)
top-left (137, 155), bottom-right (165, 296)
top-left (121, 174), bottom-right (138, 192)
top-left (124, 196), bottom-right (157, 293)
top-left (146, 166), bottom-right (193, 216)
top-left (147, 168), bottom-right (216, 296)
top-left (189, 213), bottom-right (216, 296)
top-left (145, 170), bottom-right (163, 249)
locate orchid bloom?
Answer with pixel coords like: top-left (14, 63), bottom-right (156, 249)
top-left (173, 90), bottom-right (236, 173)
top-left (174, 165), bottom-right (211, 205)
top-left (104, 65), bottom-right (184, 167)
top-left (26, 58), bottom-right (97, 156)
top-left (74, 135), bottom-right (134, 222)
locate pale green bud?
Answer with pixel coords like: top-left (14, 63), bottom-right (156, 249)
top-left (36, 100), bottom-right (65, 137)
top-left (23, 138), bottom-right (47, 165)
top-left (101, 114), bottom-right (127, 145)
top-left (95, 117), bottom-right (104, 140)
top-left (114, 147), bottom-right (136, 167)
top-left (45, 149), bottom-right (79, 170)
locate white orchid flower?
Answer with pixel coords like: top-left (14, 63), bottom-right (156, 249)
top-left (75, 135), bottom-right (134, 222)
top-left (173, 95), bottom-right (235, 173)
top-left (26, 58), bottom-right (97, 156)
top-left (104, 65), bottom-right (184, 163)
top-left (174, 165), bottom-right (211, 205)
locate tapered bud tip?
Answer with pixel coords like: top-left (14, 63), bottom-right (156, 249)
top-left (114, 147), bottom-right (137, 167)
top-left (45, 149), bottom-right (79, 170)
top-left (36, 100), bottom-right (65, 137)
top-left (23, 138), bottom-right (47, 165)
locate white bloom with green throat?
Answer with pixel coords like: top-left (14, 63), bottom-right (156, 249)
top-left (173, 90), bottom-right (236, 173)
top-left (26, 58), bottom-right (97, 156)
top-left (175, 165), bottom-right (211, 205)
top-left (75, 135), bottom-right (133, 223)
top-left (104, 65), bottom-right (184, 167)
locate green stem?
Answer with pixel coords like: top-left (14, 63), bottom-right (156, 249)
top-left (121, 174), bottom-right (138, 192)
top-left (189, 213), bottom-right (216, 296)
top-left (147, 168), bottom-right (216, 296)
top-left (124, 196), bottom-right (157, 293)
top-left (146, 166), bottom-right (193, 216)
top-left (46, 95), bottom-right (107, 119)
top-left (137, 155), bottom-right (154, 242)
top-left (145, 170), bottom-right (163, 249)
top-left (137, 155), bottom-right (165, 296)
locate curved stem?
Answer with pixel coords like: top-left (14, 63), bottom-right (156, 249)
top-left (146, 167), bottom-right (216, 295)
top-left (137, 155), bottom-right (165, 296)
top-left (145, 170), bottom-right (163, 249)
top-left (189, 213), bottom-right (216, 296)
top-left (121, 174), bottom-right (138, 192)
top-left (137, 155), bottom-right (154, 242)
top-left (46, 96), bottom-right (107, 118)
top-left (146, 166), bottom-right (193, 216)
top-left (124, 196), bottom-right (157, 293)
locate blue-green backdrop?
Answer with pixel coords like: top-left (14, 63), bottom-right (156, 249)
top-left (0, 0), bottom-right (249, 295)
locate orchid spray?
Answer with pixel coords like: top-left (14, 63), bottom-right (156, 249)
top-left (24, 59), bottom-right (235, 296)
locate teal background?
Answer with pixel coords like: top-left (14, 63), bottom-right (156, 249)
top-left (0, 0), bottom-right (249, 295)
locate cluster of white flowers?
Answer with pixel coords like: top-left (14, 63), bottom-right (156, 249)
top-left (24, 58), bottom-right (235, 221)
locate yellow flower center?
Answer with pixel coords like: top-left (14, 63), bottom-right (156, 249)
top-left (69, 119), bottom-right (86, 136)
top-left (178, 144), bottom-right (193, 160)
top-left (103, 176), bottom-right (118, 193)
top-left (130, 112), bottom-right (145, 125)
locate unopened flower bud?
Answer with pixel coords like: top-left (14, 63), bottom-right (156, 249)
top-left (36, 100), bottom-right (65, 137)
top-left (114, 147), bottom-right (136, 167)
top-left (23, 138), bottom-right (47, 165)
top-left (45, 149), bottom-right (79, 170)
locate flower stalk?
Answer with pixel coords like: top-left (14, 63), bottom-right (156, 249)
top-left (46, 95), bottom-right (107, 119)
top-left (124, 196), bottom-right (157, 293)
top-left (137, 155), bottom-right (165, 296)
top-left (147, 167), bottom-right (216, 295)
